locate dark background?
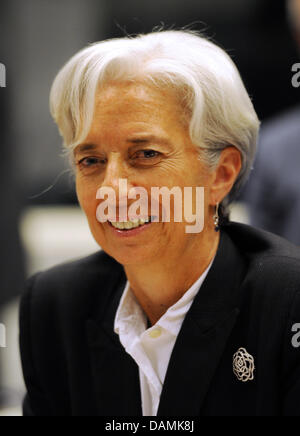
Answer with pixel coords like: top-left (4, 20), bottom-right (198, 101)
top-left (0, 0), bottom-right (299, 303)
top-left (1, 0), bottom-right (299, 210)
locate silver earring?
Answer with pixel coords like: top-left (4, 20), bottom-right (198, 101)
top-left (213, 203), bottom-right (220, 232)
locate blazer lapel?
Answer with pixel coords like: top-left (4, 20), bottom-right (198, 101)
top-left (157, 230), bottom-right (246, 416)
top-left (86, 268), bottom-right (142, 416)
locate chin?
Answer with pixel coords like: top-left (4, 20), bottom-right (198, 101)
top-left (107, 247), bottom-right (155, 266)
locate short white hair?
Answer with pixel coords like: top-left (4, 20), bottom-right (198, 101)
top-left (50, 29), bottom-right (260, 219)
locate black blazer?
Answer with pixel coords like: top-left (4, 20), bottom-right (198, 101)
top-left (19, 222), bottom-right (300, 416)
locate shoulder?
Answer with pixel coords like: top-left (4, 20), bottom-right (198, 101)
top-left (19, 250), bottom-right (126, 416)
top-left (226, 221), bottom-right (300, 258)
top-left (226, 221), bottom-right (300, 270)
top-left (28, 249), bottom-right (121, 290)
top-left (225, 222), bottom-right (300, 300)
top-left (20, 250), bottom-right (124, 327)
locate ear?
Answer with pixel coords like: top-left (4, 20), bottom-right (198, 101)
top-left (209, 147), bottom-right (242, 206)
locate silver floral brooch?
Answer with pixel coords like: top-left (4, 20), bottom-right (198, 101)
top-left (233, 348), bottom-right (255, 382)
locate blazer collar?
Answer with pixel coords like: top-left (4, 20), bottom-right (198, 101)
top-left (158, 229), bottom-right (246, 415)
top-left (86, 227), bottom-right (246, 416)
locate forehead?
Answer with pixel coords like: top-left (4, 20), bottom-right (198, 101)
top-left (96, 81), bottom-right (155, 102)
top-left (85, 81), bottom-right (188, 139)
top-left (93, 81), bottom-right (182, 118)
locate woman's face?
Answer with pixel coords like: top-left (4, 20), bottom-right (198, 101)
top-left (75, 82), bottom-right (215, 266)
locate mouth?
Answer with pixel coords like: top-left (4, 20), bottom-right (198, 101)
top-left (107, 216), bottom-right (157, 237)
top-left (108, 216), bottom-right (156, 231)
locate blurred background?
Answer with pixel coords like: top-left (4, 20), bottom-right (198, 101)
top-left (0, 0), bottom-right (299, 416)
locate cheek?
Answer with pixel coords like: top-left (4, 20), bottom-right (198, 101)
top-left (76, 178), bottom-right (98, 220)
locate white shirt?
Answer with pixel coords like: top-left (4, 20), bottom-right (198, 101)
top-left (114, 259), bottom-right (214, 416)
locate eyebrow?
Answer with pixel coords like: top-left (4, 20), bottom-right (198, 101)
top-left (74, 144), bottom-right (98, 155)
top-left (74, 135), bottom-right (173, 155)
top-left (126, 135), bottom-right (172, 147)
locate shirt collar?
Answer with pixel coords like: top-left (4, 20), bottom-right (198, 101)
top-left (114, 280), bottom-right (147, 338)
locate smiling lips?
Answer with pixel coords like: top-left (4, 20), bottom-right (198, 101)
top-left (109, 217), bottom-right (151, 230)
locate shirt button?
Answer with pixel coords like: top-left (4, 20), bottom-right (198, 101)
top-left (149, 327), bottom-right (162, 339)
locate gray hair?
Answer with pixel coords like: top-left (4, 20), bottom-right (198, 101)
top-left (50, 29), bottom-right (260, 219)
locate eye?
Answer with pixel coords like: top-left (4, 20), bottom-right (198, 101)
top-left (132, 150), bottom-right (161, 161)
top-left (77, 156), bottom-right (106, 168)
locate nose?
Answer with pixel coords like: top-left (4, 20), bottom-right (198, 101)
top-left (102, 153), bottom-right (128, 194)
top-left (101, 153), bottom-right (135, 209)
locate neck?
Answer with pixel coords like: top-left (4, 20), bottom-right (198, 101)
top-left (123, 227), bottom-right (220, 326)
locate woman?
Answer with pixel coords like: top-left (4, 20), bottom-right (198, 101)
top-left (20, 30), bottom-right (300, 416)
